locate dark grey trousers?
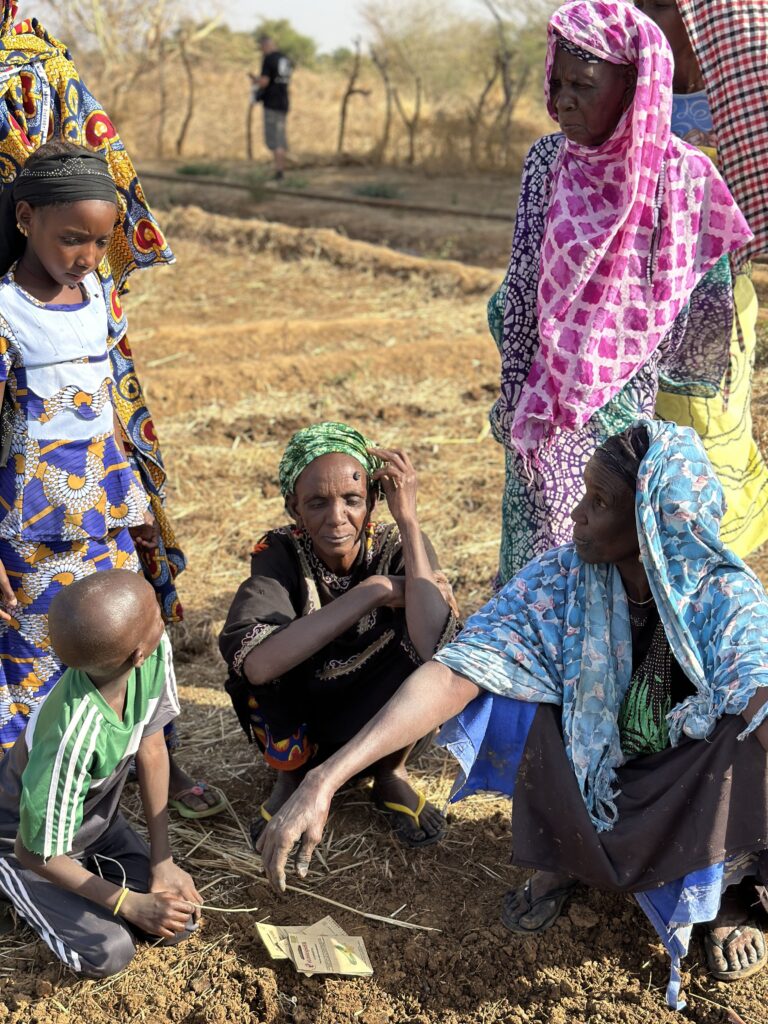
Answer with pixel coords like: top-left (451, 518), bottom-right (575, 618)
top-left (0, 813), bottom-right (191, 978)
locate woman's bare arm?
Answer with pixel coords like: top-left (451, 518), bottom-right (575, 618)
top-left (242, 574), bottom-right (402, 685)
top-left (370, 447), bottom-right (453, 661)
top-left (257, 660), bottom-right (479, 891)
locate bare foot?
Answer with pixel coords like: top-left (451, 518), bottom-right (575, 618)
top-left (707, 920), bottom-right (766, 977)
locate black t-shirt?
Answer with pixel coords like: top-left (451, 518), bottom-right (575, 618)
top-left (261, 51), bottom-right (292, 112)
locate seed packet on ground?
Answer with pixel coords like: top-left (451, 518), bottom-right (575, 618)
top-left (257, 915), bottom-right (348, 960)
top-left (286, 932), bottom-right (373, 977)
top-left (256, 922), bottom-right (291, 960)
top-left (256, 915), bottom-right (371, 976)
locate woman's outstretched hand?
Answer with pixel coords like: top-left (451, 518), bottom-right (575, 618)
top-left (369, 447), bottom-right (418, 527)
top-left (0, 558), bottom-right (18, 622)
top-left (256, 771), bottom-right (333, 893)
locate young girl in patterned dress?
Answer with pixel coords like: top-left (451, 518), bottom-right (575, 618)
top-left (0, 139), bottom-right (149, 751)
top-left (0, 140), bottom-right (220, 818)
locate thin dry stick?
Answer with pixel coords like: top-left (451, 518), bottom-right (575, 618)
top-left (279, 879), bottom-right (440, 933)
top-left (220, 793), bottom-right (252, 847)
top-left (691, 992), bottom-right (756, 1024)
top-left (192, 902), bottom-right (260, 914)
top-left (175, 868), bottom-right (438, 932)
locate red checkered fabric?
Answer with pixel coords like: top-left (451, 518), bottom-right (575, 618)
top-left (679, 0), bottom-right (768, 266)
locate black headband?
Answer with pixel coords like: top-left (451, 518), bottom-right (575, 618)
top-left (12, 152), bottom-right (117, 206)
top-left (555, 31), bottom-right (603, 65)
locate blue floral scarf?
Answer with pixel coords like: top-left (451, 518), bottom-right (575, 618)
top-left (436, 418), bottom-right (768, 832)
top-left (436, 419), bottom-right (768, 1008)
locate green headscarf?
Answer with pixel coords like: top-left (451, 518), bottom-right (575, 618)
top-left (278, 421), bottom-right (382, 496)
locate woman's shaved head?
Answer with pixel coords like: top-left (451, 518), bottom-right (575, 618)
top-left (48, 570), bottom-right (163, 675)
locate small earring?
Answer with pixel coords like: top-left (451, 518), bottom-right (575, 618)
top-left (16, 223), bottom-right (27, 237)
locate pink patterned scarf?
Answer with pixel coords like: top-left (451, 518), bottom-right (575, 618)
top-left (510, 0), bottom-right (752, 458)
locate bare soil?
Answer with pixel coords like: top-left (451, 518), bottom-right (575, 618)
top-left (137, 160), bottom-right (521, 267)
top-left (1, 207), bottom-right (767, 1024)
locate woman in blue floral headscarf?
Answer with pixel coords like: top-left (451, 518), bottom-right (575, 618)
top-left (256, 419), bottom-right (768, 1012)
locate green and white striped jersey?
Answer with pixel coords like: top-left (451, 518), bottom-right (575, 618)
top-left (0, 633), bottom-right (178, 859)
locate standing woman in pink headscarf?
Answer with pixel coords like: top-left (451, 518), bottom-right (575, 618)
top-left (490, 0), bottom-right (752, 585)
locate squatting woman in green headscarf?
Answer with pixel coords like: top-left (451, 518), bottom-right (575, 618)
top-left (219, 422), bottom-right (459, 848)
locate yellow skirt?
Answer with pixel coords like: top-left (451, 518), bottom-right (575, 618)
top-left (656, 274), bottom-right (768, 557)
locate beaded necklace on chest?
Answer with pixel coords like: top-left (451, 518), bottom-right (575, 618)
top-left (627, 592), bottom-right (655, 629)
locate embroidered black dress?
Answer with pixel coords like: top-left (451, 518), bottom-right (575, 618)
top-left (219, 522), bottom-right (458, 770)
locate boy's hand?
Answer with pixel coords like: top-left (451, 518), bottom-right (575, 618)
top-left (150, 861), bottom-right (202, 921)
top-left (120, 890), bottom-right (196, 938)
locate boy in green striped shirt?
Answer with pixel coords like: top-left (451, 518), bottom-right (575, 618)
top-left (0, 570), bottom-right (201, 976)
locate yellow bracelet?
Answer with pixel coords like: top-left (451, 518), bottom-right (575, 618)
top-left (112, 887), bottom-right (129, 917)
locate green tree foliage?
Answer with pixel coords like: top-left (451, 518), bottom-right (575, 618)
top-left (254, 18), bottom-right (317, 67)
top-left (197, 25), bottom-right (259, 64)
top-left (315, 47), bottom-right (359, 73)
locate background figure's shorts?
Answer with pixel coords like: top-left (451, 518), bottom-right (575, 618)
top-left (263, 108), bottom-right (288, 152)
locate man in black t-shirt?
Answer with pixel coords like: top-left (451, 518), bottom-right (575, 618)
top-left (250, 34), bottom-right (292, 181)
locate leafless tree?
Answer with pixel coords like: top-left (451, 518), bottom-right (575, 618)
top-left (369, 47), bottom-right (394, 164)
top-left (37, 1), bottom-right (178, 119)
top-left (392, 77), bottom-right (422, 166)
top-left (466, 60), bottom-right (500, 165)
top-left (172, 19), bottom-right (223, 157)
top-left (481, 0), bottom-right (545, 163)
top-left (337, 39), bottom-right (371, 157)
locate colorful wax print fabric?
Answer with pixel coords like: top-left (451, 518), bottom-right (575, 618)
top-left (670, 91), bottom-right (713, 137)
top-left (658, 273), bottom-right (768, 556)
top-left (490, 133), bottom-right (671, 584)
top-left (0, 3), bottom-right (184, 620)
top-left (0, 265), bottom-right (149, 752)
top-left (0, 532), bottom-right (139, 752)
top-left (509, 0), bottom-right (752, 457)
top-left (677, 0), bottom-right (768, 267)
top-left (0, 271), bottom-right (147, 542)
top-left (657, 91), bottom-right (768, 557)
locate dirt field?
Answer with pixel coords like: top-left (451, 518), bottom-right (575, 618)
top-left (136, 160), bottom-right (521, 267)
top-left (2, 204), bottom-right (768, 1024)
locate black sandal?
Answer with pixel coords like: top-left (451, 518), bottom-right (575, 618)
top-left (501, 878), bottom-right (578, 934)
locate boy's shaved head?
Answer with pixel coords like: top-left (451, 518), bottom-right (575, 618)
top-left (49, 570), bottom-right (161, 673)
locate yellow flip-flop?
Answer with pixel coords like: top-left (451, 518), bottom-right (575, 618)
top-left (374, 788), bottom-right (447, 848)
